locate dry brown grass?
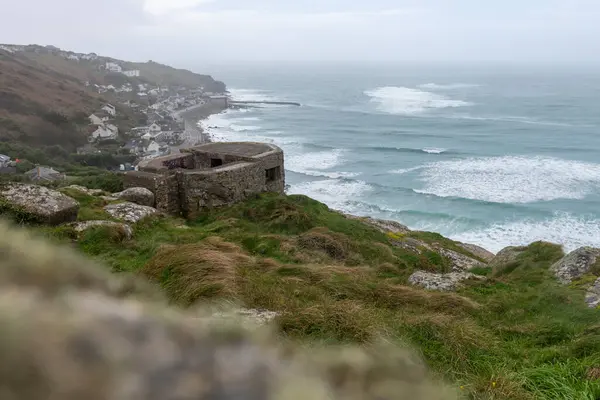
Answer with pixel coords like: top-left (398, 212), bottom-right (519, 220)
top-left (141, 237), bottom-right (252, 306)
top-left (298, 227), bottom-right (351, 260)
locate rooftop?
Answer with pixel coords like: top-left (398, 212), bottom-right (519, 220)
top-left (193, 142), bottom-right (275, 157)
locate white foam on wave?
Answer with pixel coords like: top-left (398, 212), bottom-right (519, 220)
top-left (422, 148), bottom-right (447, 154)
top-left (415, 156), bottom-right (600, 204)
top-left (419, 83), bottom-right (481, 90)
top-left (288, 179), bottom-right (373, 214)
top-left (365, 86), bottom-right (471, 115)
top-left (451, 212), bottom-right (600, 253)
top-left (390, 166), bottom-right (425, 175)
top-left (286, 148), bottom-right (358, 178)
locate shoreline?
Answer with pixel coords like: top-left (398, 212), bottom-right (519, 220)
top-left (171, 101), bottom-right (228, 151)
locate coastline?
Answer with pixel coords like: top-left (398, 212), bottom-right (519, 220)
top-left (171, 101), bottom-right (228, 150)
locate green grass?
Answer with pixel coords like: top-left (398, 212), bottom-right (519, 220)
top-left (34, 191), bottom-right (600, 399)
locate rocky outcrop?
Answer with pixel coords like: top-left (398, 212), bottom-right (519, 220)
top-left (200, 309), bottom-right (280, 328)
top-left (490, 246), bottom-right (525, 275)
top-left (551, 247), bottom-right (600, 284)
top-left (64, 185), bottom-right (104, 196)
top-left (346, 215), bottom-right (411, 234)
top-left (114, 187), bottom-right (155, 207)
top-left (456, 242), bottom-right (495, 262)
top-left (68, 220), bottom-right (133, 240)
top-left (436, 248), bottom-right (486, 272)
top-left (408, 270), bottom-right (484, 292)
top-left (0, 183), bottom-right (79, 225)
top-left (585, 278), bottom-right (600, 309)
top-left (104, 202), bottom-right (158, 224)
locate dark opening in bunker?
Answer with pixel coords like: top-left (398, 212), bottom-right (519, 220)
top-left (265, 166), bottom-right (281, 183)
top-left (210, 158), bottom-right (223, 168)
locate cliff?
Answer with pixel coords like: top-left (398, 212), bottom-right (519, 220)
top-left (1, 183), bottom-right (599, 399)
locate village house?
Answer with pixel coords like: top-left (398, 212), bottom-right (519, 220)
top-left (89, 125), bottom-right (117, 142)
top-left (105, 62), bottom-right (122, 73)
top-left (148, 122), bottom-right (162, 134)
top-left (81, 53), bottom-right (98, 60)
top-left (102, 104), bottom-right (117, 116)
top-left (123, 70), bottom-right (140, 77)
top-left (88, 114), bottom-right (104, 126)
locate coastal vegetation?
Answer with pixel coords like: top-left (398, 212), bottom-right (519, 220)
top-left (13, 189), bottom-right (598, 399)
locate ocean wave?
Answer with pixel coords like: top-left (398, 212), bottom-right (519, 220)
top-left (287, 179), bottom-right (374, 214)
top-left (418, 83), bottom-right (481, 90)
top-left (390, 166), bottom-right (426, 175)
top-left (364, 86), bottom-right (472, 115)
top-left (451, 212), bottom-right (600, 253)
top-left (229, 124), bottom-right (261, 132)
top-left (286, 148), bottom-right (347, 177)
top-left (415, 155), bottom-right (600, 204)
top-left (227, 88), bottom-right (279, 102)
top-left (365, 146), bottom-right (451, 155)
top-left (446, 114), bottom-right (585, 127)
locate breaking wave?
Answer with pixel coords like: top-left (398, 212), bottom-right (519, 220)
top-left (365, 86), bottom-right (472, 115)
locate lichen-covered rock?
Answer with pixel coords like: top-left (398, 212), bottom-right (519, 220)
top-left (0, 183), bottom-right (79, 225)
top-left (64, 185), bottom-right (105, 196)
top-left (104, 202), bottom-right (158, 223)
top-left (585, 278), bottom-right (600, 309)
top-left (408, 270), bottom-right (484, 292)
top-left (114, 187), bottom-right (155, 207)
top-left (200, 308), bottom-right (280, 329)
top-left (456, 242), bottom-right (495, 262)
top-left (436, 248), bottom-right (486, 272)
top-left (0, 220), bottom-right (458, 400)
top-left (551, 247), bottom-right (600, 284)
top-left (490, 246), bottom-right (526, 275)
top-left (68, 220), bottom-right (133, 240)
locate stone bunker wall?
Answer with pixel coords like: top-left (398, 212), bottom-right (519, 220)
top-left (123, 142), bottom-right (285, 217)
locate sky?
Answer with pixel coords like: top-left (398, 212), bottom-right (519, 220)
top-left (1, 0), bottom-right (599, 66)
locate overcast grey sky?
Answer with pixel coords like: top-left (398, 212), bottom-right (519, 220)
top-left (1, 0), bottom-right (599, 66)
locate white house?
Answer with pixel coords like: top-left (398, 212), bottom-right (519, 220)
top-left (145, 140), bottom-right (160, 154)
top-left (82, 53), bottom-right (97, 60)
top-left (88, 114), bottom-right (104, 126)
top-left (123, 70), bottom-right (140, 77)
top-left (101, 104), bottom-right (116, 116)
top-left (67, 54), bottom-right (79, 61)
top-left (148, 123), bottom-right (161, 133)
top-left (105, 62), bottom-right (122, 73)
top-left (91, 126), bottom-right (117, 141)
top-left (105, 124), bottom-right (119, 135)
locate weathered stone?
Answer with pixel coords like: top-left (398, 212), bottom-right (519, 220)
top-left (0, 183), bottom-right (79, 225)
top-left (100, 195), bottom-right (118, 202)
top-left (408, 270), bottom-right (484, 292)
top-left (123, 142), bottom-right (285, 217)
top-left (456, 242), bottom-right (495, 262)
top-left (345, 214), bottom-right (411, 235)
top-left (104, 202), bottom-right (158, 223)
top-left (436, 248), bottom-right (486, 272)
top-left (114, 187), bottom-right (155, 207)
top-left (490, 246), bottom-right (526, 275)
top-left (585, 278), bottom-right (600, 309)
top-left (551, 247), bottom-right (600, 284)
top-left (64, 185), bottom-right (104, 196)
top-left (68, 220), bottom-right (133, 240)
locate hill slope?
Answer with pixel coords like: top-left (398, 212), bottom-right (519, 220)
top-left (15, 189), bottom-right (598, 400)
top-left (0, 44), bottom-right (225, 148)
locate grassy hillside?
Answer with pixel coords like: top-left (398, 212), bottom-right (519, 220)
top-left (0, 45), bottom-right (225, 147)
top-left (27, 191), bottom-right (600, 400)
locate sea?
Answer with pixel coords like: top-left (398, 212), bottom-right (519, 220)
top-left (198, 63), bottom-right (600, 253)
